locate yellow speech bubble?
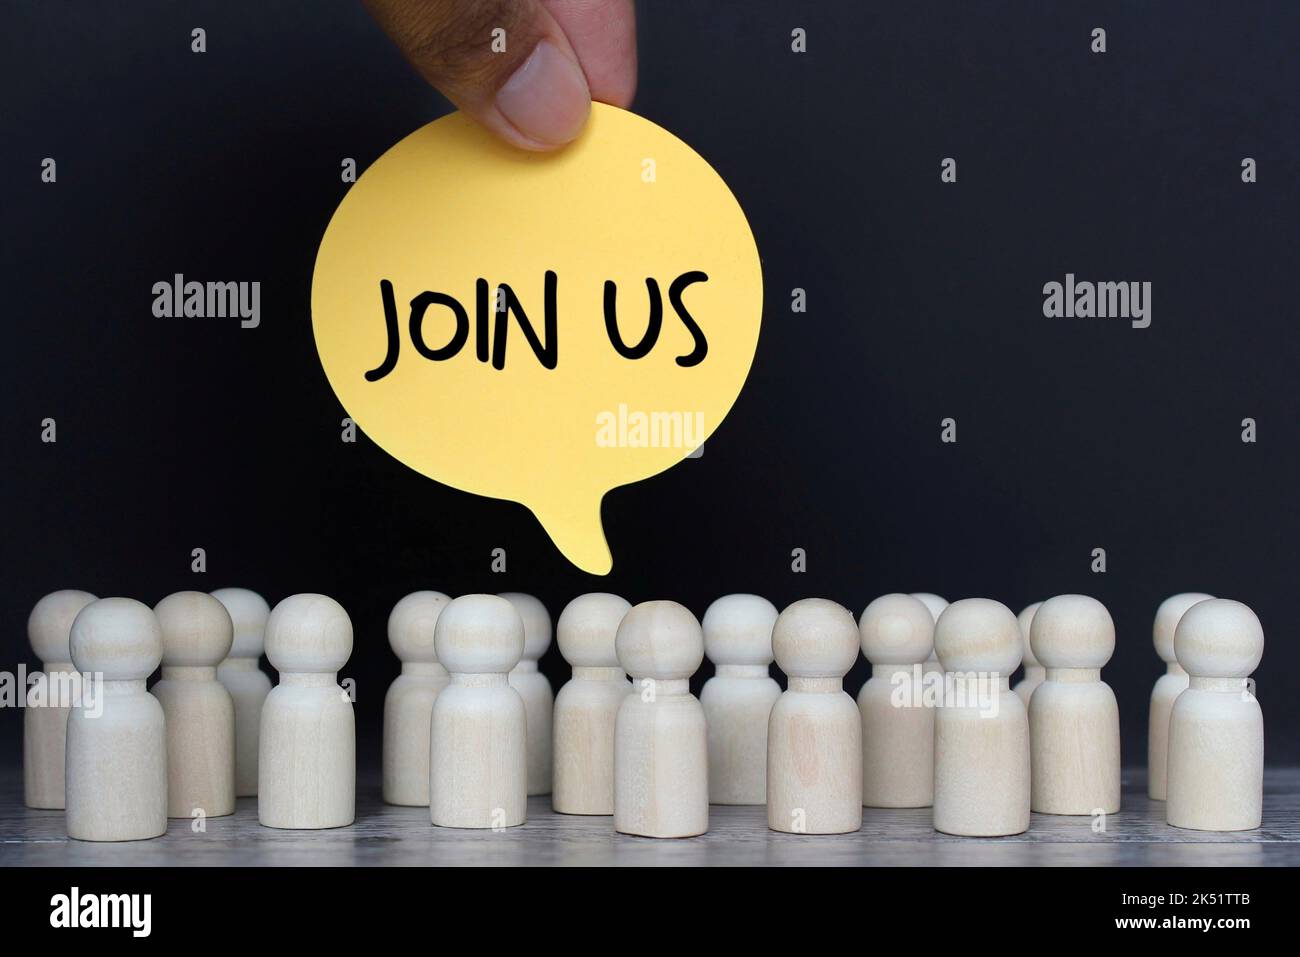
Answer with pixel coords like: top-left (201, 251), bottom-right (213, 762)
top-left (311, 104), bottom-right (762, 574)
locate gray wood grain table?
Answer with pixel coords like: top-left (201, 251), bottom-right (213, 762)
top-left (3, 766), bottom-right (1297, 866)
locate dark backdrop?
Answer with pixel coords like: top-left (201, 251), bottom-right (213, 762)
top-left (3, 1), bottom-right (1298, 767)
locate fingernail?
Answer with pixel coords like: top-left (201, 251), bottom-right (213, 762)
top-left (495, 40), bottom-right (591, 148)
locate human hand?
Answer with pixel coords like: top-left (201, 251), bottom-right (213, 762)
top-left (364, 0), bottom-right (637, 150)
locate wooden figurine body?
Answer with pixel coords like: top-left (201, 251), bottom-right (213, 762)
top-left (552, 592), bottom-right (631, 815)
top-left (66, 598), bottom-right (167, 842)
top-left (1167, 599), bottom-right (1264, 832)
top-left (1028, 594), bottom-right (1120, 816)
top-left (700, 594), bottom-right (779, 805)
top-left (212, 587), bottom-right (272, 797)
top-left (430, 594), bottom-right (527, 828)
top-left (24, 590), bottom-right (96, 809)
top-left (1148, 592), bottom-right (1212, 800)
top-left (152, 591), bottom-right (236, 819)
top-left (614, 601), bottom-right (708, 838)
top-left (767, 598), bottom-right (862, 833)
top-left (258, 594), bottom-right (355, 829)
top-left (933, 598), bottom-right (1029, 837)
top-left (502, 593), bottom-right (554, 796)
top-left (1012, 602), bottom-right (1044, 704)
top-left (382, 591), bottom-right (451, 806)
top-left (858, 593), bottom-right (934, 808)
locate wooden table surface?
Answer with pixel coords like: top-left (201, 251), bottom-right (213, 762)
top-left (3, 765), bottom-right (1297, 866)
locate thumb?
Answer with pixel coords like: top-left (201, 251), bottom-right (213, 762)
top-left (364, 0), bottom-right (592, 150)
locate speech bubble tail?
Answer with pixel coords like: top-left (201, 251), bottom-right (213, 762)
top-left (531, 496), bottom-right (613, 576)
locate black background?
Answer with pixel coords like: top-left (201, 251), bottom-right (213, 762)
top-left (3, 1), bottom-right (1298, 767)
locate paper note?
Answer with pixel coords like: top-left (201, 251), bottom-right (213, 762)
top-left (312, 104), bottom-right (763, 574)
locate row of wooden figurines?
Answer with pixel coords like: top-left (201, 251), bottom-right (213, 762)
top-left (21, 588), bottom-right (1261, 840)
